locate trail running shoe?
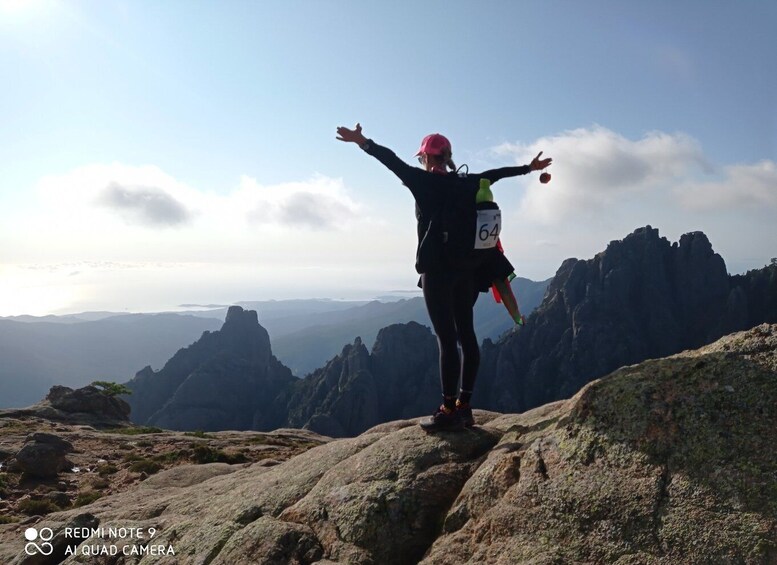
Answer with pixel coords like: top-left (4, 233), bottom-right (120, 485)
top-left (419, 405), bottom-right (465, 432)
top-left (456, 401), bottom-right (475, 428)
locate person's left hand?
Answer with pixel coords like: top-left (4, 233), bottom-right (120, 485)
top-left (530, 151), bottom-right (553, 171)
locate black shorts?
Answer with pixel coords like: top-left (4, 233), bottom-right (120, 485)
top-left (416, 247), bottom-right (514, 292)
top-left (472, 247), bottom-right (514, 293)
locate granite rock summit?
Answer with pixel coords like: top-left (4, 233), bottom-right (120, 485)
top-left (0, 384), bottom-right (132, 428)
top-left (2, 324), bottom-right (774, 564)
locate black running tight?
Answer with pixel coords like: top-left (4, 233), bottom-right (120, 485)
top-left (421, 271), bottom-right (480, 400)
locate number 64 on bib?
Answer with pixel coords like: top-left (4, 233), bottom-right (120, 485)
top-left (475, 209), bottom-right (501, 249)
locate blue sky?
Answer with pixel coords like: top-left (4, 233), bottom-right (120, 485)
top-left (1, 0), bottom-right (775, 315)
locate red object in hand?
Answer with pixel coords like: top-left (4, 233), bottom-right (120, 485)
top-left (540, 172), bottom-right (551, 184)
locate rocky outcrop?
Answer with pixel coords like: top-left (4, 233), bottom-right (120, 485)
top-left (2, 325), bottom-right (774, 565)
top-left (0, 385), bottom-right (132, 428)
top-left (0, 418), bottom-right (330, 526)
top-left (47, 385), bottom-right (131, 420)
top-left (476, 226), bottom-right (777, 413)
top-left (125, 306), bottom-right (296, 431)
top-left (424, 324), bottom-right (777, 564)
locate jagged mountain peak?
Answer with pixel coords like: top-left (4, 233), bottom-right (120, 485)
top-left (124, 308), bottom-right (294, 431)
top-left (476, 226), bottom-right (773, 415)
top-left (283, 322), bottom-right (440, 437)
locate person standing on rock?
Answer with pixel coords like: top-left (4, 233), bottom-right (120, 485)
top-left (336, 123), bottom-right (551, 431)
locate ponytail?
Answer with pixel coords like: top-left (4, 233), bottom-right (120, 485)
top-left (441, 148), bottom-right (456, 172)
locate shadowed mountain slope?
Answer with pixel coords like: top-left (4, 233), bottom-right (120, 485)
top-left (125, 306), bottom-right (295, 431)
top-left (474, 226), bottom-right (777, 414)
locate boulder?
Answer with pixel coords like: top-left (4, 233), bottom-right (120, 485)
top-left (43, 491), bottom-right (71, 509)
top-left (13, 433), bottom-right (74, 478)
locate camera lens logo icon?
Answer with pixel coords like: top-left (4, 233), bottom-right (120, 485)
top-left (24, 527), bottom-right (54, 556)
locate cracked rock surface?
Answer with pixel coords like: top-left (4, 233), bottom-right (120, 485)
top-left (1, 324), bottom-right (775, 564)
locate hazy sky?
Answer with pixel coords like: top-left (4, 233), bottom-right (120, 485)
top-left (1, 0), bottom-right (775, 316)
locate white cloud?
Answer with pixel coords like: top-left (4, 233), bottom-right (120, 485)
top-left (8, 128), bottom-right (774, 315)
top-left (494, 126), bottom-right (707, 225)
top-left (486, 126), bottom-right (776, 282)
top-left (33, 164), bottom-right (363, 233)
top-left (239, 174), bottom-right (361, 231)
top-left (676, 160), bottom-right (777, 210)
top-left (3, 163), bottom-right (403, 314)
top-left (36, 163), bottom-right (201, 230)
top-left (13, 163), bottom-right (401, 278)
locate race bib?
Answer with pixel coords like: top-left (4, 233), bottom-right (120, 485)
top-left (475, 209), bottom-right (501, 249)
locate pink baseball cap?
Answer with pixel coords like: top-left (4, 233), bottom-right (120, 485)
top-left (415, 133), bottom-right (452, 156)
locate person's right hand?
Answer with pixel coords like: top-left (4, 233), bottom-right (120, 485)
top-left (336, 123), bottom-right (367, 145)
top-left (530, 151), bottom-right (553, 171)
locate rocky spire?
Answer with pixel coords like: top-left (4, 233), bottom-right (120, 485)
top-left (124, 307), bottom-right (294, 431)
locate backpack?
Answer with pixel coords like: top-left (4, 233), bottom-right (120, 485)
top-left (415, 174), bottom-right (500, 273)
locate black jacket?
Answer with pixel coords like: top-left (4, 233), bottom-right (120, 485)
top-left (362, 139), bottom-right (531, 273)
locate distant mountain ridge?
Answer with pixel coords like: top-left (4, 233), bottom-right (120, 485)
top-left (124, 227), bottom-right (777, 436)
top-left (0, 314), bottom-right (221, 409)
top-left (0, 282), bottom-right (549, 409)
top-left (271, 276), bottom-right (549, 377)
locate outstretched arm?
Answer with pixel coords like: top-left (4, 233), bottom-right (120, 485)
top-left (336, 123), bottom-right (420, 187)
top-left (481, 151), bottom-right (553, 183)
